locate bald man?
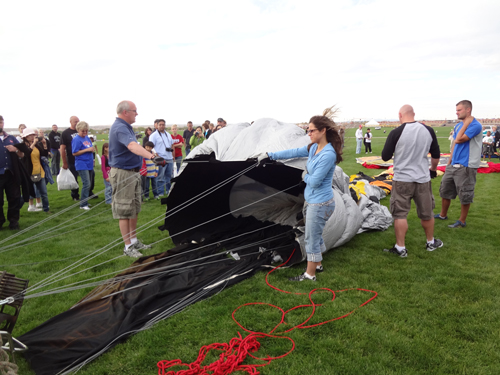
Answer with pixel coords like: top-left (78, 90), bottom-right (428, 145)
top-left (108, 100), bottom-right (157, 258)
top-left (381, 105), bottom-right (442, 257)
top-left (60, 115), bottom-right (81, 201)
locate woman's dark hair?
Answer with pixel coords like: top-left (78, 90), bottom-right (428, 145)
top-left (202, 123), bottom-right (209, 130)
top-left (102, 142), bottom-right (109, 155)
top-left (308, 115), bottom-right (343, 164)
top-left (145, 127), bottom-right (153, 136)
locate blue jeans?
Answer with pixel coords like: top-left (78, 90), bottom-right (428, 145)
top-left (68, 164), bottom-right (80, 200)
top-left (104, 179), bottom-right (112, 204)
top-left (175, 156), bottom-right (183, 174)
top-left (50, 149), bottom-right (60, 176)
top-left (143, 176), bottom-right (158, 198)
top-left (32, 178), bottom-right (49, 212)
top-left (356, 138), bottom-right (363, 154)
top-left (79, 169), bottom-right (91, 207)
top-left (303, 198), bottom-right (335, 262)
top-left (157, 162), bottom-right (173, 196)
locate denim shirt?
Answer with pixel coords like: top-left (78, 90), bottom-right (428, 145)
top-left (268, 143), bottom-right (336, 204)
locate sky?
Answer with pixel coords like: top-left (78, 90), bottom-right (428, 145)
top-left (1, 0), bottom-right (499, 129)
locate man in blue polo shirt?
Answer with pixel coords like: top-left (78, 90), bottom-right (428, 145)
top-left (109, 100), bottom-right (157, 257)
top-left (435, 100), bottom-right (482, 228)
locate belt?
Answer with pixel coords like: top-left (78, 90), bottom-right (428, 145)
top-left (113, 167), bottom-right (140, 172)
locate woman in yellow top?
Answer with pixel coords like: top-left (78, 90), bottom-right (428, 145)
top-left (20, 128), bottom-right (51, 213)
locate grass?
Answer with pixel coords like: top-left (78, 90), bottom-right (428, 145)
top-left (2, 127), bottom-right (499, 374)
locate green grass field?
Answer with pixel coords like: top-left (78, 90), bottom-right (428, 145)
top-left (2, 127), bottom-right (499, 374)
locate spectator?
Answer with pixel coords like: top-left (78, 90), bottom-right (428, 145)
top-left (109, 100), bottom-right (156, 258)
top-left (71, 121), bottom-right (94, 211)
top-left (202, 123), bottom-right (210, 139)
top-left (20, 128), bottom-right (51, 213)
top-left (381, 105), bottom-right (442, 257)
top-left (355, 125), bottom-right (363, 154)
top-left (482, 131), bottom-right (494, 162)
top-left (101, 143), bottom-right (112, 204)
top-left (16, 124), bottom-right (26, 143)
top-left (190, 126), bottom-right (205, 149)
top-left (1, 116), bottom-right (26, 230)
top-left (493, 125), bottom-right (500, 155)
top-left (183, 121), bottom-right (195, 156)
top-left (170, 124), bottom-right (185, 172)
top-left (142, 141), bottom-right (158, 200)
top-left (88, 135), bottom-right (97, 199)
top-left (206, 123), bottom-right (214, 139)
top-left (215, 124), bottom-right (222, 132)
top-left (142, 127), bottom-right (153, 147)
top-left (61, 116), bottom-right (81, 202)
top-left (448, 130), bottom-right (454, 152)
top-left (48, 124), bottom-right (61, 176)
top-left (149, 119), bottom-right (174, 196)
top-left (436, 100), bottom-right (483, 228)
top-left (364, 128), bottom-right (372, 153)
top-left (217, 118), bottom-right (225, 128)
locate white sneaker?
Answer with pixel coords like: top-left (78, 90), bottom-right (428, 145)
top-left (36, 202), bottom-right (42, 208)
top-left (80, 206), bottom-right (90, 211)
top-left (28, 205), bottom-right (42, 212)
top-left (123, 244), bottom-right (143, 258)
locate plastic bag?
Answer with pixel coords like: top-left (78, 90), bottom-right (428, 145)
top-left (57, 168), bottom-right (79, 191)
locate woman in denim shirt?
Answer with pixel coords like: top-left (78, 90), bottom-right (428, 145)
top-left (263, 115), bottom-right (343, 281)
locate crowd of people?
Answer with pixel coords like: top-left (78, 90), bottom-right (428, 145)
top-left (0, 100), bottom-right (494, 279)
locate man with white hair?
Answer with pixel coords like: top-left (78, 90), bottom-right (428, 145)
top-left (109, 100), bottom-right (158, 258)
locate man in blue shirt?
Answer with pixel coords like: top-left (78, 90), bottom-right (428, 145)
top-left (435, 100), bottom-right (483, 228)
top-left (0, 115), bottom-right (23, 230)
top-left (109, 101), bottom-right (156, 258)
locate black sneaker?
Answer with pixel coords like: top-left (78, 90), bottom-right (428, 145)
top-left (434, 213), bottom-right (448, 220)
top-left (383, 247), bottom-right (407, 258)
top-left (289, 273), bottom-right (316, 282)
top-left (426, 238), bottom-right (443, 251)
top-left (9, 222), bottom-right (20, 230)
top-left (302, 265), bottom-right (324, 273)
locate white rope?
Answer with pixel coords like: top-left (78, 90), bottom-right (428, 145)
top-left (19, 163), bottom-right (259, 297)
top-left (10, 163), bottom-right (299, 303)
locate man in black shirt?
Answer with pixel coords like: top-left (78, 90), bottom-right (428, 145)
top-left (183, 121), bottom-right (195, 156)
top-left (48, 124), bottom-right (61, 176)
top-left (60, 116), bottom-right (80, 201)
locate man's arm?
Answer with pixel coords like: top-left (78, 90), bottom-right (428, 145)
top-left (60, 144), bottom-right (68, 169)
top-left (381, 127), bottom-right (403, 161)
top-left (127, 141), bottom-right (154, 159)
top-left (455, 116), bottom-right (473, 144)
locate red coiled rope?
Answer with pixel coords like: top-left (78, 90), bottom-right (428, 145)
top-left (158, 249), bottom-right (378, 374)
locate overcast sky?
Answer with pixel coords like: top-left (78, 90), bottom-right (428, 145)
top-left (1, 0), bottom-right (499, 129)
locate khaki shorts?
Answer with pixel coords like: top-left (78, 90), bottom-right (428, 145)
top-left (390, 180), bottom-right (435, 220)
top-left (439, 164), bottom-right (477, 205)
top-left (109, 168), bottom-right (142, 219)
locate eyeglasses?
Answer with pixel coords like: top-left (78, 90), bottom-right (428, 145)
top-left (307, 129), bottom-right (318, 135)
top-left (128, 109), bottom-right (138, 113)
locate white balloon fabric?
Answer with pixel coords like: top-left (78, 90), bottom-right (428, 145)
top-left (181, 118), bottom-right (389, 258)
